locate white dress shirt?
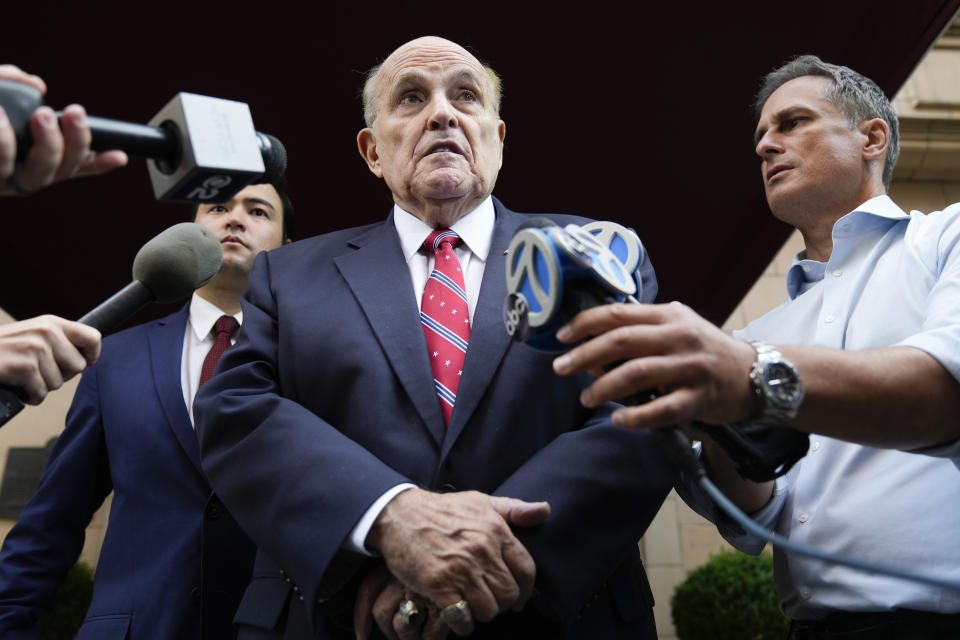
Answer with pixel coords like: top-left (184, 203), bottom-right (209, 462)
top-left (345, 197), bottom-right (495, 554)
top-left (679, 196), bottom-right (960, 618)
top-left (181, 293), bottom-right (242, 425)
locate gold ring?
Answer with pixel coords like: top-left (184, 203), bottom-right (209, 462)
top-left (439, 599), bottom-right (470, 625)
top-left (397, 599), bottom-right (423, 627)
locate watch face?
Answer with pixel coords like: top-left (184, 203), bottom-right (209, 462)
top-left (766, 362), bottom-right (801, 404)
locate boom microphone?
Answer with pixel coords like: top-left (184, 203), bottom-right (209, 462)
top-left (0, 222), bottom-right (222, 426)
top-left (0, 79), bottom-right (287, 203)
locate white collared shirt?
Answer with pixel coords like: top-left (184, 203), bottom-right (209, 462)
top-left (345, 197), bottom-right (496, 555)
top-left (679, 195), bottom-right (960, 618)
top-left (181, 293), bottom-right (242, 425)
top-left (392, 195), bottom-right (494, 322)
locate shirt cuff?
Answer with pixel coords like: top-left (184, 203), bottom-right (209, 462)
top-left (345, 483), bottom-right (417, 556)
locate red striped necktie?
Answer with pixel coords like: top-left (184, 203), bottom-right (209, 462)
top-left (421, 230), bottom-right (471, 425)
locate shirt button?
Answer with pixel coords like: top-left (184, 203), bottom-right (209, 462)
top-left (800, 587), bottom-right (812, 600)
top-left (802, 265), bottom-right (811, 273)
top-left (798, 513), bottom-right (809, 524)
top-left (811, 441), bottom-right (820, 451)
top-left (833, 269), bottom-right (843, 277)
top-left (824, 315), bottom-right (835, 324)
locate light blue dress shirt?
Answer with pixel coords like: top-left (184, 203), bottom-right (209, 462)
top-left (679, 195), bottom-right (960, 619)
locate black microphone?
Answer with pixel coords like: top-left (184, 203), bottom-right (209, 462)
top-left (0, 222), bottom-right (222, 425)
top-left (0, 79), bottom-right (287, 203)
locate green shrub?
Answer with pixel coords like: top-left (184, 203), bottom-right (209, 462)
top-left (671, 550), bottom-right (788, 640)
top-left (38, 562), bottom-right (94, 640)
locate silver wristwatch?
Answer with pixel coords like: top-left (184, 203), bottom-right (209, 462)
top-left (746, 340), bottom-right (804, 424)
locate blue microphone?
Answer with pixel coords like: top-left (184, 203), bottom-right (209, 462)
top-left (502, 218), bottom-right (642, 351)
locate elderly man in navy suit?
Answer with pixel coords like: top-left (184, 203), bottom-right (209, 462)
top-left (195, 36), bottom-right (674, 640)
top-left (0, 178), bottom-right (294, 639)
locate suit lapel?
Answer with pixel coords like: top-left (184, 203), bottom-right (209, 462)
top-left (442, 202), bottom-right (519, 455)
top-left (334, 217), bottom-right (447, 445)
top-left (148, 307), bottom-right (204, 473)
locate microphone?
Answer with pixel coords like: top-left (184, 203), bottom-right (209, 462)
top-left (78, 222), bottom-right (223, 333)
top-left (0, 222), bottom-right (222, 425)
top-left (502, 218), bottom-right (808, 482)
top-left (0, 79), bottom-right (287, 203)
top-left (502, 218), bottom-right (636, 351)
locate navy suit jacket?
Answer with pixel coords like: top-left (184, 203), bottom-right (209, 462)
top-left (0, 306), bottom-right (255, 639)
top-left (195, 200), bottom-right (677, 639)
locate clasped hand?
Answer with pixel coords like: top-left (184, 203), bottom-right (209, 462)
top-left (355, 489), bottom-right (549, 639)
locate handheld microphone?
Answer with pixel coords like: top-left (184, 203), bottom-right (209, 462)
top-left (502, 218), bottom-right (637, 351)
top-left (502, 218), bottom-right (807, 482)
top-left (0, 79), bottom-right (287, 203)
top-left (78, 222), bottom-right (222, 333)
top-left (0, 222), bottom-right (222, 426)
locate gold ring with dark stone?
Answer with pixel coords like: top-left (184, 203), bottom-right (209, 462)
top-left (439, 599), bottom-right (470, 625)
top-left (397, 599), bottom-right (423, 627)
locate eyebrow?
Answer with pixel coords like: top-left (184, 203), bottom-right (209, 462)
top-left (391, 68), bottom-right (484, 95)
top-left (753, 107), bottom-right (810, 145)
top-left (392, 69), bottom-right (429, 90)
top-left (243, 197), bottom-right (276, 211)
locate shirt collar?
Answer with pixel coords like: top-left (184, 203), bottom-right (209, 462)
top-left (188, 292), bottom-right (242, 342)
top-left (784, 195), bottom-right (907, 299)
top-left (786, 256), bottom-right (826, 299)
top-left (845, 194), bottom-right (909, 221)
top-left (393, 196), bottom-right (495, 263)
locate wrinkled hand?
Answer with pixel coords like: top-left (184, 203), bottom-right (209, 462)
top-left (0, 315), bottom-right (101, 403)
top-left (552, 301), bottom-right (757, 429)
top-left (0, 64), bottom-right (127, 196)
top-left (366, 489), bottom-right (550, 637)
top-left (354, 566), bottom-right (449, 640)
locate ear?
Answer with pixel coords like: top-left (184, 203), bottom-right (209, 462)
top-left (497, 120), bottom-right (506, 169)
top-left (860, 117), bottom-right (889, 163)
top-left (357, 128), bottom-right (383, 178)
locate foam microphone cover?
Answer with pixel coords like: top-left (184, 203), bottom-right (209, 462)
top-left (132, 222), bottom-right (223, 302)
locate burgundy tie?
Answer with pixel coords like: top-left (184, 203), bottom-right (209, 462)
top-left (421, 230), bottom-right (470, 425)
top-left (199, 315), bottom-right (239, 387)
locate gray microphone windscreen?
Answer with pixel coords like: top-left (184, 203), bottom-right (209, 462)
top-left (132, 222), bottom-right (223, 303)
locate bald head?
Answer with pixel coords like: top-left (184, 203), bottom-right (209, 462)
top-left (363, 37), bottom-right (502, 127)
top-left (355, 36), bottom-right (507, 228)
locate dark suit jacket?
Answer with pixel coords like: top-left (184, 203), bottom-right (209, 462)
top-left (195, 199), bottom-right (677, 639)
top-left (0, 306), bottom-right (255, 639)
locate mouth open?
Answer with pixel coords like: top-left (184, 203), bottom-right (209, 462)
top-left (425, 141), bottom-right (465, 157)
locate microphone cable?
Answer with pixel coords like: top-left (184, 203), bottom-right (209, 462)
top-left (654, 427), bottom-right (960, 593)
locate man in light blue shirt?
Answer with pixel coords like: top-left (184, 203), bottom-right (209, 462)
top-left (552, 55), bottom-right (960, 637)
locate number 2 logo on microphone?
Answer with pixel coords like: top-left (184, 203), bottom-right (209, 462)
top-left (186, 175), bottom-right (233, 201)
